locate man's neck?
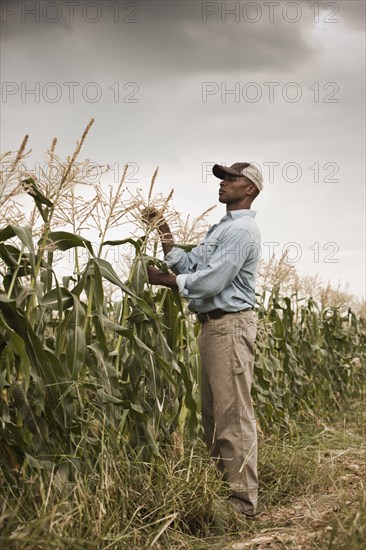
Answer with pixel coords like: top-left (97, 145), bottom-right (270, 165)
top-left (227, 205), bottom-right (251, 212)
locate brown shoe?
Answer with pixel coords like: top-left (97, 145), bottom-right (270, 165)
top-left (228, 497), bottom-right (258, 519)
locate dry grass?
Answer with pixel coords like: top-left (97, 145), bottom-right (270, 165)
top-left (225, 398), bottom-right (366, 550)
top-left (1, 398), bottom-right (365, 549)
top-left (0, 135), bottom-right (31, 226)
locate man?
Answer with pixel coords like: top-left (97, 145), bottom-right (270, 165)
top-left (147, 162), bottom-right (262, 517)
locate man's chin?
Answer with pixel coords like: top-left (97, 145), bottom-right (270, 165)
top-left (218, 196), bottom-right (228, 203)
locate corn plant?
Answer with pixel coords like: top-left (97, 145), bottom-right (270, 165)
top-left (0, 122), bottom-right (365, 480)
top-left (253, 285), bottom-right (366, 431)
top-left (0, 123), bottom-right (202, 476)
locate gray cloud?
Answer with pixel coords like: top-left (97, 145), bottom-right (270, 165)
top-left (0, 0), bottom-right (74, 40)
top-left (1, 1), bottom-right (317, 75)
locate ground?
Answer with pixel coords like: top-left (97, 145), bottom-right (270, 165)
top-left (219, 399), bottom-right (366, 550)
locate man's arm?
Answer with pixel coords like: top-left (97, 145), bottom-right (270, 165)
top-left (142, 207), bottom-right (201, 274)
top-left (157, 221), bottom-right (174, 256)
top-left (177, 226), bottom-right (259, 299)
top-left (141, 208), bottom-right (174, 255)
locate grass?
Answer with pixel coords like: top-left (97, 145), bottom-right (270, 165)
top-left (251, 398), bottom-right (366, 549)
top-left (1, 397), bottom-right (365, 549)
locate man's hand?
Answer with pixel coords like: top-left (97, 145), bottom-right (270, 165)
top-left (141, 207), bottom-right (165, 228)
top-left (147, 266), bottom-right (178, 290)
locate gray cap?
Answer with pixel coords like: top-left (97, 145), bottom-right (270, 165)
top-left (212, 162), bottom-right (263, 192)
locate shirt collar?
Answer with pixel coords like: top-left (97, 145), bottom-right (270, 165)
top-left (220, 209), bottom-right (256, 222)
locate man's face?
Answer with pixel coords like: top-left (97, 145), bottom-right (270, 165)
top-left (218, 174), bottom-right (254, 204)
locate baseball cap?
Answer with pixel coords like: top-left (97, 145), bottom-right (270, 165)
top-left (212, 162), bottom-right (263, 192)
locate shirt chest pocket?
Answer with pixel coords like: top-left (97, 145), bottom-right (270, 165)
top-left (197, 238), bottom-right (220, 267)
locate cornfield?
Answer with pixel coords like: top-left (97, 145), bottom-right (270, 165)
top-left (0, 122), bottom-right (365, 546)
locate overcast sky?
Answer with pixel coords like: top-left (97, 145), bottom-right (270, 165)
top-left (1, 0), bottom-right (365, 298)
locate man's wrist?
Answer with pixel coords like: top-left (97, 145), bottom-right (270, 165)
top-left (162, 273), bottom-right (177, 289)
top-left (158, 222), bottom-right (170, 233)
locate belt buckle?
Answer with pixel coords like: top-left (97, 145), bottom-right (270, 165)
top-left (197, 310), bottom-right (226, 323)
top-left (206, 310), bottom-right (226, 321)
top-left (209, 310), bottom-right (224, 320)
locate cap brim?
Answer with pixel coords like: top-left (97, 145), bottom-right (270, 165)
top-left (212, 164), bottom-right (242, 180)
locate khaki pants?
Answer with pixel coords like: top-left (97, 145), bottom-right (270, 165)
top-left (198, 310), bottom-right (258, 515)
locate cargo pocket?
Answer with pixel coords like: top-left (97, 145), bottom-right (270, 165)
top-left (245, 320), bottom-right (257, 343)
top-left (233, 342), bottom-right (246, 374)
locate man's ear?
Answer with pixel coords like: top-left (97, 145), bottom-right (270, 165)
top-left (248, 184), bottom-right (259, 200)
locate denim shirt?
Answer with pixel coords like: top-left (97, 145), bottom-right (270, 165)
top-left (164, 209), bottom-right (261, 313)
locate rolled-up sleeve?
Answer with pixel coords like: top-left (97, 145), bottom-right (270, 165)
top-left (164, 245), bottom-right (200, 275)
top-left (182, 227), bottom-right (255, 299)
top-left (176, 274), bottom-right (189, 295)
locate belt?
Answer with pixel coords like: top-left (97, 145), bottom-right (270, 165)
top-left (196, 308), bottom-right (254, 324)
